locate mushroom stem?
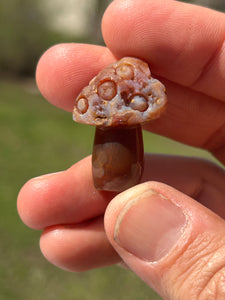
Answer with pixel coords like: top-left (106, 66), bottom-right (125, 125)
top-left (92, 125), bottom-right (144, 192)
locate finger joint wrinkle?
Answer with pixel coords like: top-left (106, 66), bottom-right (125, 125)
top-left (201, 116), bottom-right (225, 161)
top-left (190, 39), bottom-right (225, 89)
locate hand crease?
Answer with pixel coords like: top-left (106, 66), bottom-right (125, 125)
top-left (201, 115), bottom-right (225, 160)
top-left (190, 38), bottom-right (225, 89)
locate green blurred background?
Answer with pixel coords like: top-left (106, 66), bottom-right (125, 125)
top-left (0, 0), bottom-right (224, 299)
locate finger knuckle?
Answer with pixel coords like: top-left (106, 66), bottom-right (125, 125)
top-left (199, 267), bottom-right (225, 300)
top-left (167, 232), bottom-right (225, 300)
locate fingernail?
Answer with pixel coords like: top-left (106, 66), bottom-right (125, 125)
top-left (114, 189), bottom-right (187, 262)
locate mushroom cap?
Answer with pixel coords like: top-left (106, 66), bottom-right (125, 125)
top-left (73, 57), bottom-right (167, 127)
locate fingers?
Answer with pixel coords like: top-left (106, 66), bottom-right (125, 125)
top-left (18, 156), bottom-right (225, 274)
top-left (17, 154), bottom-right (225, 231)
top-left (143, 154), bottom-right (225, 219)
top-left (104, 182), bottom-right (225, 299)
top-left (35, 44), bottom-right (225, 163)
top-left (35, 1), bottom-right (225, 164)
top-left (102, 0), bottom-right (225, 101)
top-left (144, 80), bottom-right (225, 164)
top-left (17, 156), bottom-right (115, 230)
top-left (40, 217), bottom-right (119, 272)
top-left (36, 43), bottom-right (115, 111)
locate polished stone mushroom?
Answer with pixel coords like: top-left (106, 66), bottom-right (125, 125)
top-left (73, 57), bottom-right (167, 192)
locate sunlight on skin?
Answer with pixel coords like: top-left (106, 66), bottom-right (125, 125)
top-left (18, 1), bottom-right (225, 299)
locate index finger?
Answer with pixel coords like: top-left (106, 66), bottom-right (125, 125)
top-left (102, 0), bottom-right (225, 101)
top-left (36, 43), bottom-right (225, 164)
top-left (36, 44), bottom-right (116, 112)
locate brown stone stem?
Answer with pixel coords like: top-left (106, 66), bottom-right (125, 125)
top-left (92, 125), bottom-right (144, 192)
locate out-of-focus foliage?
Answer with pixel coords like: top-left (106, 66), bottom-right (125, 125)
top-left (1, 0), bottom-right (224, 78)
top-left (199, 0), bottom-right (225, 11)
top-left (0, 1), bottom-right (52, 76)
top-left (88, 0), bottom-right (112, 44)
top-left (0, 0), bottom-right (109, 77)
top-left (180, 0), bottom-right (225, 11)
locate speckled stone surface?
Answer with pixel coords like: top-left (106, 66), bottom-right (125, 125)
top-left (73, 57), bottom-right (167, 128)
top-left (73, 57), bottom-right (167, 191)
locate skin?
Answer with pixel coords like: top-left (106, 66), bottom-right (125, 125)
top-left (17, 0), bottom-right (225, 299)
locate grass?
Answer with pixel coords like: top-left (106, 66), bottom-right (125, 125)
top-left (0, 79), bottom-right (215, 300)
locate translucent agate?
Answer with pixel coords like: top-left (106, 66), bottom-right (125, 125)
top-left (73, 57), bottom-right (167, 127)
top-left (73, 57), bottom-right (167, 192)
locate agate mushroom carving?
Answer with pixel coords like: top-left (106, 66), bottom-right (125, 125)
top-left (73, 57), bottom-right (167, 192)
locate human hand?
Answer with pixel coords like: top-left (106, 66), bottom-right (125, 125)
top-left (17, 0), bottom-right (225, 299)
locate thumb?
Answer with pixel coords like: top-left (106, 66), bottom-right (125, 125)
top-left (104, 182), bottom-right (225, 300)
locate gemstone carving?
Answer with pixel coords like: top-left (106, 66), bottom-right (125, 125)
top-left (73, 57), bottom-right (167, 192)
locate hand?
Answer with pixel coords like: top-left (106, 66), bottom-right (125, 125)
top-left (17, 0), bottom-right (225, 299)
